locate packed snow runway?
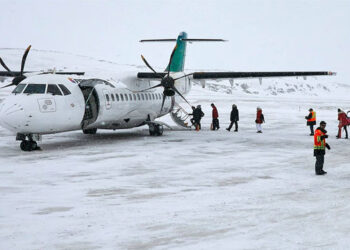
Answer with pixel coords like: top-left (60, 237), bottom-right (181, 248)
top-left (1, 86), bottom-right (350, 249)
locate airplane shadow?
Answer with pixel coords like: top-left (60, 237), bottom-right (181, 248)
top-left (40, 129), bottom-right (175, 152)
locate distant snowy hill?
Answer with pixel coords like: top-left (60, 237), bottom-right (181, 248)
top-left (0, 48), bottom-right (348, 99)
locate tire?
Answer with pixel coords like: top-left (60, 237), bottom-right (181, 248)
top-left (149, 124), bottom-right (156, 136)
top-left (155, 124), bottom-right (163, 136)
top-left (30, 141), bottom-right (38, 150)
top-left (20, 141), bottom-right (32, 151)
top-left (83, 128), bottom-right (97, 134)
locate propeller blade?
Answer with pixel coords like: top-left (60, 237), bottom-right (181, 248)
top-left (140, 83), bottom-right (163, 92)
top-left (20, 45), bottom-right (31, 76)
top-left (166, 45), bottom-right (177, 77)
top-left (140, 55), bottom-right (164, 79)
top-left (1, 82), bottom-right (15, 89)
top-left (173, 86), bottom-right (191, 106)
top-left (173, 73), bottom-right (194, 81)
top-left (160, 94), bottom-right (166, 112)
top-left (0, 57), bottom-right (12, 73)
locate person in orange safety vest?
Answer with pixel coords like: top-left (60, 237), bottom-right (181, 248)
top-left (305, 108), bottom-right (316, 136)
top-left (314, 121), bottom-right (331, 175)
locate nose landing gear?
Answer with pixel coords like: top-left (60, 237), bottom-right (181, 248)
top-left (17, 133), bottom-right (41, 151)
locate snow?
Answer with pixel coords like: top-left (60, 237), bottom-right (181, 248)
top-left (1, 0), bottom-right (350, 248)
top-left (1, 49), bottom-right (350, 249)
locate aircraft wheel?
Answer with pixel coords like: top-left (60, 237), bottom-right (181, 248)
top-left (20, 140), bottom-right (32, 151)
top-left (155, 124), bottom-right (163, 136)
top-left (83, 128), bottom-right (97, 134)
top-left (149, 124), bottom-right (163, 136)
top-left (149, 125), bottom-right (156, 136)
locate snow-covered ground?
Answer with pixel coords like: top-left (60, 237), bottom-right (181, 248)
top-left (1, 49), bottom-right (350, 249)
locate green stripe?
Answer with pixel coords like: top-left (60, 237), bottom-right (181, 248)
top-left (165, 32), bottom-right (187, 72)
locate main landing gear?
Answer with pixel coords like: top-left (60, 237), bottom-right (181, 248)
top-left (20, 140), bottom-right (40, 151)
top-left (83, 128), bottom-right (97, 134)
top-left (149, 123), bottom-right (163, 136)
top-left (17, 133), bottom-right (41, 152)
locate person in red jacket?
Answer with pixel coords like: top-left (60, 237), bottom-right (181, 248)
top-left (337, 108), bottom-right (349, 139)
top-left (255, 107), bottom-right (265, 133)
top-left (211, 103), bottom-right (220, 130)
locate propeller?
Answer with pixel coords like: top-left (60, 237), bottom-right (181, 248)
top-left (140, 45), bottom-right (191, 112)
top-left (0, 45), bottom-right (31, 88)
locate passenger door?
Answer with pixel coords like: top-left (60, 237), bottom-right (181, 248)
top-left (103, 90), bottom-right (111, 110)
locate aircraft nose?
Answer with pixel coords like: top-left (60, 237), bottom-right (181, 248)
top-left (0, 101), bottom-right (26, 132)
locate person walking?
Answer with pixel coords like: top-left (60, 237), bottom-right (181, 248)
top-left (189, 106), bottom-right (196, 127)
top-left (314, 121), bottom-right (330, 175)
top-left (226, 104), bottom-right (239, 132)
top-left (193, 105), bottom-right (204, 131)
top-left (211, 103), bottom-right (220, 130)
top-left (305, 108), bottom-right (316, 136)
top-left (337, 108), bottom-right (349, 139)
top-left (255, 107), bottom-right (264, 133)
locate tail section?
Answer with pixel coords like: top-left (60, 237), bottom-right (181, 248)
top-left (165, 32), bottom-right (187, 72)
top-left (140, 32), bottom-right (225, 73)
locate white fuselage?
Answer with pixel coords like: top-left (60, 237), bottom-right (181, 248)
top-left (0, 73), bottom-right (191, 135)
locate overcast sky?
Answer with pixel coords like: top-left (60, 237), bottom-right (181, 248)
top-left (1, 0), bottom-right (349, 82)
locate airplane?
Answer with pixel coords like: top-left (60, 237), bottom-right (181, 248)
top-left (0, 32), bottom-right (335, 151)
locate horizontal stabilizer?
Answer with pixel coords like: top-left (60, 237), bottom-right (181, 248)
top-left (181, 39), bottom-right (226, 42)
top-left (192, 71), bottom-right (335, 79)
top-left (140, 39), bottom-right (177, 42)
top-left (140, 38), bottom-right (226, 42)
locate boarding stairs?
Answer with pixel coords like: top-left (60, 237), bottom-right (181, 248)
top-left (170, 103), bottom-right (192, 129)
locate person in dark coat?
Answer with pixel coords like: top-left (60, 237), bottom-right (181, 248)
top-left (314, 121), bottom-right (330, 175)
top-left (189, 106), bottom-right (196, 127)
top-left (305, 108), bottom-right (316, 136)
top-left (193, 105), bottom-right (204, 130)
top-left (211, 103), bottom-right (220, 130)
top-left (226, 104), bottom-right (239, 132)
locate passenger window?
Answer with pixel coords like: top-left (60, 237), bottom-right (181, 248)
top-left (129, 94), bottom-right (132, 101)
top-left (120, 94), bottom-right (124, 101)
top-left (12, 84), bottom-right (26, 94)
top-left (145, 94), bottom-right (149, 101)
top-left (23, 84), bottom-right (46, 94)
top-left (47, 84), bottom-right (63, 96)
top-left (152, 93), bottom-right (155, 100)
top-left (141, 94), bottom-right (144, 100)
top-left (137, 94), bottom-right (140, 100)
top-left (115, 94), bottom-right (119, 101)
top-left (111, 94), bottom-right (115, 101)
top-left (58, 84), bottom-right (71, 95)
top-left (105, 94), bottom-right (110, 101)
top-left (125, 94), bottom-right (128, 101)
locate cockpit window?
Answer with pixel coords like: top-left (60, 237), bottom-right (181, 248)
top-left (58, 84), bottom-right (71, 95)
top-left (23, 84), bottom-right (46, 94)
top-left (47, 84), bottom-right (63, 95)
top-left (12, 84), bottom-right (26, 94)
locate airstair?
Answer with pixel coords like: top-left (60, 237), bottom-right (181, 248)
top-left (170, 103), bottom-right (192, 129)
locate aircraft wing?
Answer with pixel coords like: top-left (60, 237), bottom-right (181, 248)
top-left (191, 71), bottom-right (335, 79)
top-left (0, 71), bottom-right (85, 77)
